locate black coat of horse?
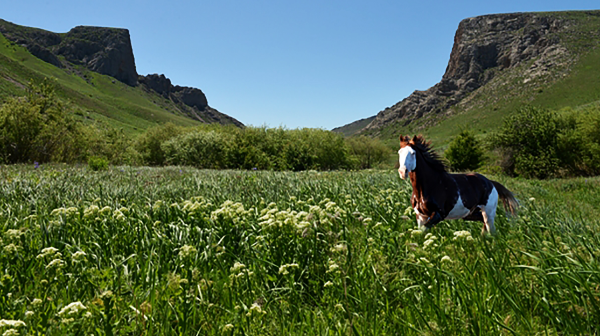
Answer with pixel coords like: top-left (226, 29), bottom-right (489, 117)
top-left (398, 135), bottom-right (518, 234)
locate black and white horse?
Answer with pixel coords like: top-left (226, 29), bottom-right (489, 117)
top-left (398, 135), bottom-right (518, 235)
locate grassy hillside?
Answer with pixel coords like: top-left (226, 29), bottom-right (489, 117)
top-left (361, 11), bottom-right (600, 149)
top-left (0, 33), bottom-right (202, 134)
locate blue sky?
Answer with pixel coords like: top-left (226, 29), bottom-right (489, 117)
top-left (3, 1), bottom-right (599, 129)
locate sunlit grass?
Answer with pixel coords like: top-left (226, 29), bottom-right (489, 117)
top-left (1, 165), bottom-right (599, 334)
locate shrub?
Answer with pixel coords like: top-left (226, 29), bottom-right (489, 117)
top-left (88, 156), bottom-right (108, 171)
top-left (134, 123), bottom-right (187, 165)
top-left (444, 129), bottom-right (485, 172)
top-left (346, 135), bottom-right (391, 169)
top-left (162, 130), bottom-right (235, 169)
top-left (491, 106), bottom-right (561, 179)
top-left (0, 79), bottom-right (88, 164)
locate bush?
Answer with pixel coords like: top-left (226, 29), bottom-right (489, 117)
top-left (491, 106), bottom-right (562, 178)
top-left (444, 129), bottom-right (485, 172)
top-left (163, 130), bottom-right (235, 169)
top-left (0, 79), bottom-right (88, 164)
top-left (346, 135), bottom-right (391, 169)
top-left (134, 123), bottom-right (188, 165)
top-left (88, 156), bottom-right (108, 171)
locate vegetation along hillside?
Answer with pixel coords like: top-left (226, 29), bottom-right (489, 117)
top-left (335, 10), bottom-right (600, 147)
top-left (0, 19), bottom-right (242, 134)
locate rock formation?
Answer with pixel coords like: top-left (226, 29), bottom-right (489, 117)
top-left (362, 12), bottom-right (592, 132)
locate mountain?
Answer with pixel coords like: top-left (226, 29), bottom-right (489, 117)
top-left (335, 10), bottom-right (600, 145)
top-left (0, 19), bottom-right (242, 133)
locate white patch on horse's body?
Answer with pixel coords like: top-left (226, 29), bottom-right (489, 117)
top-left (445, 195), bottom-right (470, 220)
top-left (479, 186), bottom-right (498, 234)
top-left (414, 206), bottom-right (429, 229)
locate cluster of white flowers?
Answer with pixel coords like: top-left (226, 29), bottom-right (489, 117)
top-left (453, 230), bottom-right (474, 241)
top-left (327, 260), bottom-right (341, 274)
top-left (50, 207), bottom-right (79, 218)
top-left (57, 301), bottom-right (87, 316)
top-left (441, 255), bottom-right (453, 263)
top-left (0, 320), bottom-right (26, 328)
top-left (45, 258), bottom-right (65, 270)
top-left (246, 303), bottom-right (266, 317)
top-left (211, 201), bottom-right (248, 224)
top-left (178, 245), bottom-right (197, 259)
top-left (278, 263), bottom-right (299, 275)
top-left (4, 229), bottom-right (24, 240)
top-left (71, 251), bottom-right (87, 263)
top-left (222, 323), bottom-right (234, 332)
top-left (32, 298), bottom-right (43, 306)
top-left (36, 247), bottom-right (61, 259)
top-left (423, 233), bottom-right (438, 250)
top-left (181, 197), bottom-right (212, 214)
top-left (323, 281), bottom-right (334, 288)
top-left (83, 205), bottom-right (100, 219)
top-left (331, 244), bottom-right (347, 254)
top-left (3, 244), bottom-right (19, 254)
top-left (409, 229), bottom-right (423, 238)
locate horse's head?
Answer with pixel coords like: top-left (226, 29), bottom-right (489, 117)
top-left (398, 135), bottom-right (417, 179)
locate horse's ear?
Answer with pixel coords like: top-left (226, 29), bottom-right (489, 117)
top-left (399, 134), bottom-right (410, 147)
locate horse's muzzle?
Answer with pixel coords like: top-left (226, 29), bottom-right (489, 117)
top-left (398, 168), bottom-right (406, 180)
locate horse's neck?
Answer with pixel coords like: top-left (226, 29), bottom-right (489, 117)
top-left (409, 156), bottom-right (447, 199)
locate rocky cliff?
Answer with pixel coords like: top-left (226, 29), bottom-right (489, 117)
top-left (0, 19), bottom-right (242, 127)
top-left (359, 11), bottom-right (600, 133)
top-left (139, 74), bottom-right (244, 127)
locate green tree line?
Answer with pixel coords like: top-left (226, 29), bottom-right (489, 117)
top-left (0, 80), bottom-right (391, 170)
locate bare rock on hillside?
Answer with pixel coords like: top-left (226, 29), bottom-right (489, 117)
top-left (364, 12), bottom-right (570, 131)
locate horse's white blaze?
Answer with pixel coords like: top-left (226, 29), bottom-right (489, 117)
top-left (414, 207), bottom-right (429, 229)
top-left (445, 195), bottom-right (470, 220)
top-left (398, 147), bottom-right (416, 179)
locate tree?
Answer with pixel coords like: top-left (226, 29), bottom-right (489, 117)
top-left (492, 106), bottom-right (560, 179)
top-left (444, 129), bottom-right (485, 172)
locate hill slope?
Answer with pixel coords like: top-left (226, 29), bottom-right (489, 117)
top-left (336, 10), bottom-right (600, 145)
top-left (0, 19), bottom-right (242, 133)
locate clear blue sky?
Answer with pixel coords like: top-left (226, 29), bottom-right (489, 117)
top-left (3, 1), bottom-right (599, 129)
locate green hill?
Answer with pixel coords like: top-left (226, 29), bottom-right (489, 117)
top-left (0, 21), bottom-right (241, 134)
top-left (338, 10), bottom-right (600, 148)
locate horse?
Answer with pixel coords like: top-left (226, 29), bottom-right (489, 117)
top-left (397, 135), bottom-right (518, 235)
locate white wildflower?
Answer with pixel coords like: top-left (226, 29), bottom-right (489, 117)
top-left (334, 303), bottom-right (345, 312)
top-left (45, 258), bottom-right (65, 269)
top-left (453, 230), bottom-right (474, 241)
top-left (278, 263), bottom-right (299, 275)
top-left (222, 323), bottom-right (234, 332)
top-left (2, 329), bottom-right (20, 336)
top-left (441, 256), bottom-right (453, 263)
top-left (71, 251), bottom-right (87, 262)
top-left (57, 301), bottom-right (87, 316)
top-left (246, 303), bottom-right (266, 317)
top-left (37, 247), bottom-right (59, 259)
top-left (178, 245), bottom-right (197, 259)
top-left (323, 281), bottom-right (334, 288)
top-left (24, 311), bottom-right (34, 318)
top-left (32, 298), bottom-right (43, 306)
top-left (230, 262), bottom-right (246, 273)
top-left (0, 320), bottom-right (26, 328)
top-left (331, 244), bottom-right (347, 253)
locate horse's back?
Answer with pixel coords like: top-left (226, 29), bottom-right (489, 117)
top-left (449, 173), bottom-right (495, 209)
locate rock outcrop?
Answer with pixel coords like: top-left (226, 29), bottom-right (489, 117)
top-left (139, 74), bottom-right (244, 127)
top-left (55, 26), bottom-right (138, 86)
top-left (0, 20), bottom-right (138, 86)
top-left (0, 19), bottom-right (243, 127)
top-left (363, 12), bottom-right (581, 131)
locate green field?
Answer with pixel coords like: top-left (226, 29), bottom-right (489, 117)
top-left (1, 165), bottom-right (599, 334)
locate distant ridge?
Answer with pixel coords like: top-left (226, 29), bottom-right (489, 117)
top-left (0, 19), bottom-right (243, 131)
top-left (335, 10), bottom-right (600, 144)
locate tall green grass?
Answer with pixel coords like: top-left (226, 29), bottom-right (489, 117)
top-left (0, 165), bottom-right (599, 334)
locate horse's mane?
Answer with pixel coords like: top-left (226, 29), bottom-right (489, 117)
top-left (400, 135), bottom-right (447, 172)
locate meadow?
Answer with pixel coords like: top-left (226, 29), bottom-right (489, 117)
top-left (1, 165), bottom-right (600, 335)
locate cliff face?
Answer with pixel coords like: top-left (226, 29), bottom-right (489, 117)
top-left (0, 19), bottom-right (243, 127)
top-left (0, 20), bottom-right (138, 86)
top-left (139, 74), bottom-right (244, 127)
top-left (363, 12), bottom-right (582, 132)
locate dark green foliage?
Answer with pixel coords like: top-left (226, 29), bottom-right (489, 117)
top-left (87, 156), bottom-right (108, 171)
top-left (492, 106), bottom-right (561, 178)
top-left (444, 129), bottom-right (485, 172)
top-left (346, 135), bottom-right (392, 169)
top-left (0, 79), bottom-right (87, 163)
top-left (133, 123), bottom-right (187, 165)
top-left (160, 126), bottom-right (353, 171)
